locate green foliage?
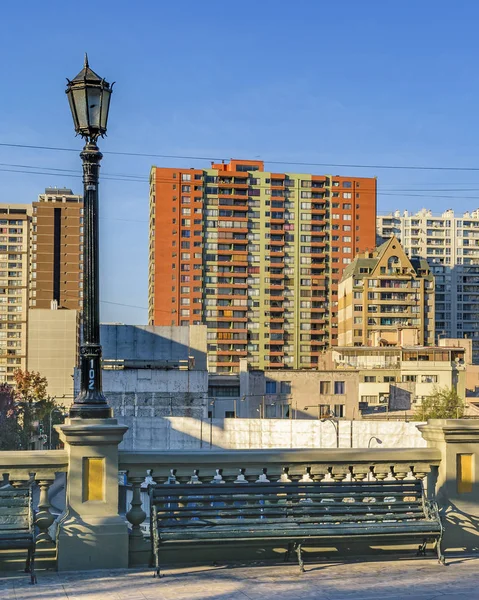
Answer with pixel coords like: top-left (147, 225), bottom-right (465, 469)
top-left (0, 384), bottom-right (21, 450)
top-left (413, 386), bottom-right (467, 421)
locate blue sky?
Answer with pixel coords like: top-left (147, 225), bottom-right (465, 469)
top-left (1, 1), bottom-right (479, 323)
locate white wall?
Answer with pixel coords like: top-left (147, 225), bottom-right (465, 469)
top-left (119, 417), bottom-right (426, 450)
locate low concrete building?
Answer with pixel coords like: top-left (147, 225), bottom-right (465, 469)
top-left (332, 344), bottom-right (467, 414)
top-left (74, 324), bottom-right (209, 447)
top-left (27, 305), bottom-right (79, 403)
top-left (207, 359), bottom-right (359, 420)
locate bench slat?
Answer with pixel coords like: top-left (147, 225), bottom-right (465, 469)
top-left (159, 521), bottom-right (442, 542)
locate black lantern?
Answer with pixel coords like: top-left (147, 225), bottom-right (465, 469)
top-left (66, 54), bottom-right (113, 142)
top-left (66, 56), bottom-right (113, 419)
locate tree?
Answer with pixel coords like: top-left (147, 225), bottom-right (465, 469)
top-left (0, 383), bottom-right (20, 450)
top-left (13, 370), bottom-right (63, 450)
top-left (413, 386), bottom-right (467, 421)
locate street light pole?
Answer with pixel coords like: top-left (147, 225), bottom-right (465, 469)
top-left (66, 56), bottom-right (113, 420)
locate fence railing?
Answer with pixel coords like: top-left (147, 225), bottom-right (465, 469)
top-left (118, 446), bottom-right (441, 560)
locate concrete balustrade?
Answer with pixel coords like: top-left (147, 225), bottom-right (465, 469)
top-left (1, 419), bottom-right (479, 571)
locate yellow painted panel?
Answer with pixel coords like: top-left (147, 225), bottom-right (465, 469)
top-left (457, 454), bottom-right (473, 494)
top-left (83, 458), bottom-right (105, 501)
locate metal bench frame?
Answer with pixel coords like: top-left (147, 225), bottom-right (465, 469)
top-left (149, 478), bottom-right (444, 577)
top-left (0, 486), bottom-right (37, 584)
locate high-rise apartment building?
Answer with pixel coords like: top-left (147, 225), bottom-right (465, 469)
top-left (377, 209), bottom-right (479, 363)
top-left (0, 204), bottom-right (32, 381)
top-left (30, 188), bottom-right (83, 310)
top-left (338, 236), bottom-right (435, 347)
top-left (0, 188), bottom-right (83, 386)
top-left (149, 159), bottom-right (377, 373)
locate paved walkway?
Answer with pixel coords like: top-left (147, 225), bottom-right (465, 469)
top-left (1, 556), bottom-right (478, 600)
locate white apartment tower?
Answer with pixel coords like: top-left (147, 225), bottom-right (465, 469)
top-left (377, 208), bottom-right (479, 363)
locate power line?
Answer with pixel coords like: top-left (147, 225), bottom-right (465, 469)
top-left (3, 141), bottom-right (479, 172)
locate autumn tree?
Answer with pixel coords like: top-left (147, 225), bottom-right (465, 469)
top-left (413, 386), bottom-right (467, 421)
top-left (13, 370), bottom-right (63, 450)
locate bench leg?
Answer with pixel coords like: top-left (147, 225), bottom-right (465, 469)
top-left (153, 550), bottom-right (161, 578)
top-left (29, 546), bottom-right (37, 585)
top-left (25, 547), bottom-right (31, 574)
top-left (284, 542), bottom-right (293, 563)
top-left (436, 537), bottom-right (446, 566)
top-left (417, 539), bottom-right (427, 557)
top-left (294, 542), bottom-right (304, 573)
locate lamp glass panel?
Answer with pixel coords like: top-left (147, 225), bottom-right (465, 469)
top-left (72, 87), bottom-right (88, 130)
top-left (86, 87), bottom-right (102, 129)
top-left (67, 91), bottom-right (79, 130)
top-left (100, 88), bottom-right (111, 131)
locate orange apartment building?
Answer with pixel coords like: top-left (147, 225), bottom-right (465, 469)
top-left (149, 159), bottom-right (376, 373)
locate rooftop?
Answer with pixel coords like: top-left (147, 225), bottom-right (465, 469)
top-left (1, 556), bottom-right (476, 599)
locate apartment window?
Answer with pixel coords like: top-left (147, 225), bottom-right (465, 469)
top-left (265, 381), bottom-right (277, 394)
top-left (181, 174), bottom-right (191, 181)
top-left (384, 376), bottom-right (396, 383)
top-left (181, 185), bottom-right (191, 192)
top-left (334, 405), bottom-right (345, 418)
top-left (364, 376), bottom-right (376, 382)
top-left (421, 375), bottom-right (438, 383)
top-left (343, 214), bottom-right (352, 221)
top-left (343, 181), bottom-right (352, 188)
top-left (402, 375), bottom-right (417, 383)
top-left (343, 194), bottom-right (352, 199)
top-left (320, 381), bottom-right (330, 394)
top-left (334, 381), bottom-right (345, 395)
top-left (280, 381), bottom-right (291, 394)
top-left (361, 395), bottom-right (378, 403)
top-left (332, 214), bottom-right (340, 219)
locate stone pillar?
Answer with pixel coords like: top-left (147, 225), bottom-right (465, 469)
top-left (419, 419), bottom-right (479, 552)
top-left (55, 418), bottom-right (128, 571)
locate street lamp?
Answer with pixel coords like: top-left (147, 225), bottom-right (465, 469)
top-left (66, 55), bottom-right (114, 419)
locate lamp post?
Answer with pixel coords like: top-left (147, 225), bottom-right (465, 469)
top-left (65, 55), bottom-right (114, 419)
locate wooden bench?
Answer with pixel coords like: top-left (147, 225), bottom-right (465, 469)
top-left (0, 487), bottom-right (37, 584)
top-left (149, 478), bottom-right (444, 577)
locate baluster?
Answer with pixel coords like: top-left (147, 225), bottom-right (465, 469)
top-left (384, 466), bottom-right (396, 481)
top-left (211, 469), bottom-right (224, 484)
top-left (393, 466), bottom-right (407, 480)
top-left (277, 467), bottom-right (291, 483)
top-left (351, 467), bottom-right (368, 482)
top-left (367, 466), bottom-right (377, 481)
top-left (331, 467), bottom-right (348, 482)
top-left (164, 469), bottom-right (178, 484)
top-left (234, 468), bottom-right (248, 484)
top-left (404, 465), bottom-right (416, 481)
top-left (373, 468), bottom-right (388, 481)
top-left (126, 476), bottom-right (147, 552)
top-left (256, 468), bottom-right (270, 483)
top-left (34, 473), bottom-right (56, 546)
top-left (8, 470), bottom-right (32, 488)
top-left (188, 469), bottom-right (202, 484)
top-left (299, 467), bottom-right (313, 483)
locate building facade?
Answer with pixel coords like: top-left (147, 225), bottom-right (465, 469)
top-left (377, 209), bottom-right (479, 363)
top-left (0, 188), bottom-right (82, 387)
top-left (0, 204), bottom-right (32, 381)
top-left (27, 306), bottom-right (79, 403)
top-left (332, 344), bottom-right (466, 413)
top-left (149, 159), bottom-right (377, 373)
top-left (338, 236), bottom-right (435, 347)
top-left (31, 188), bottom-right (83, 310)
